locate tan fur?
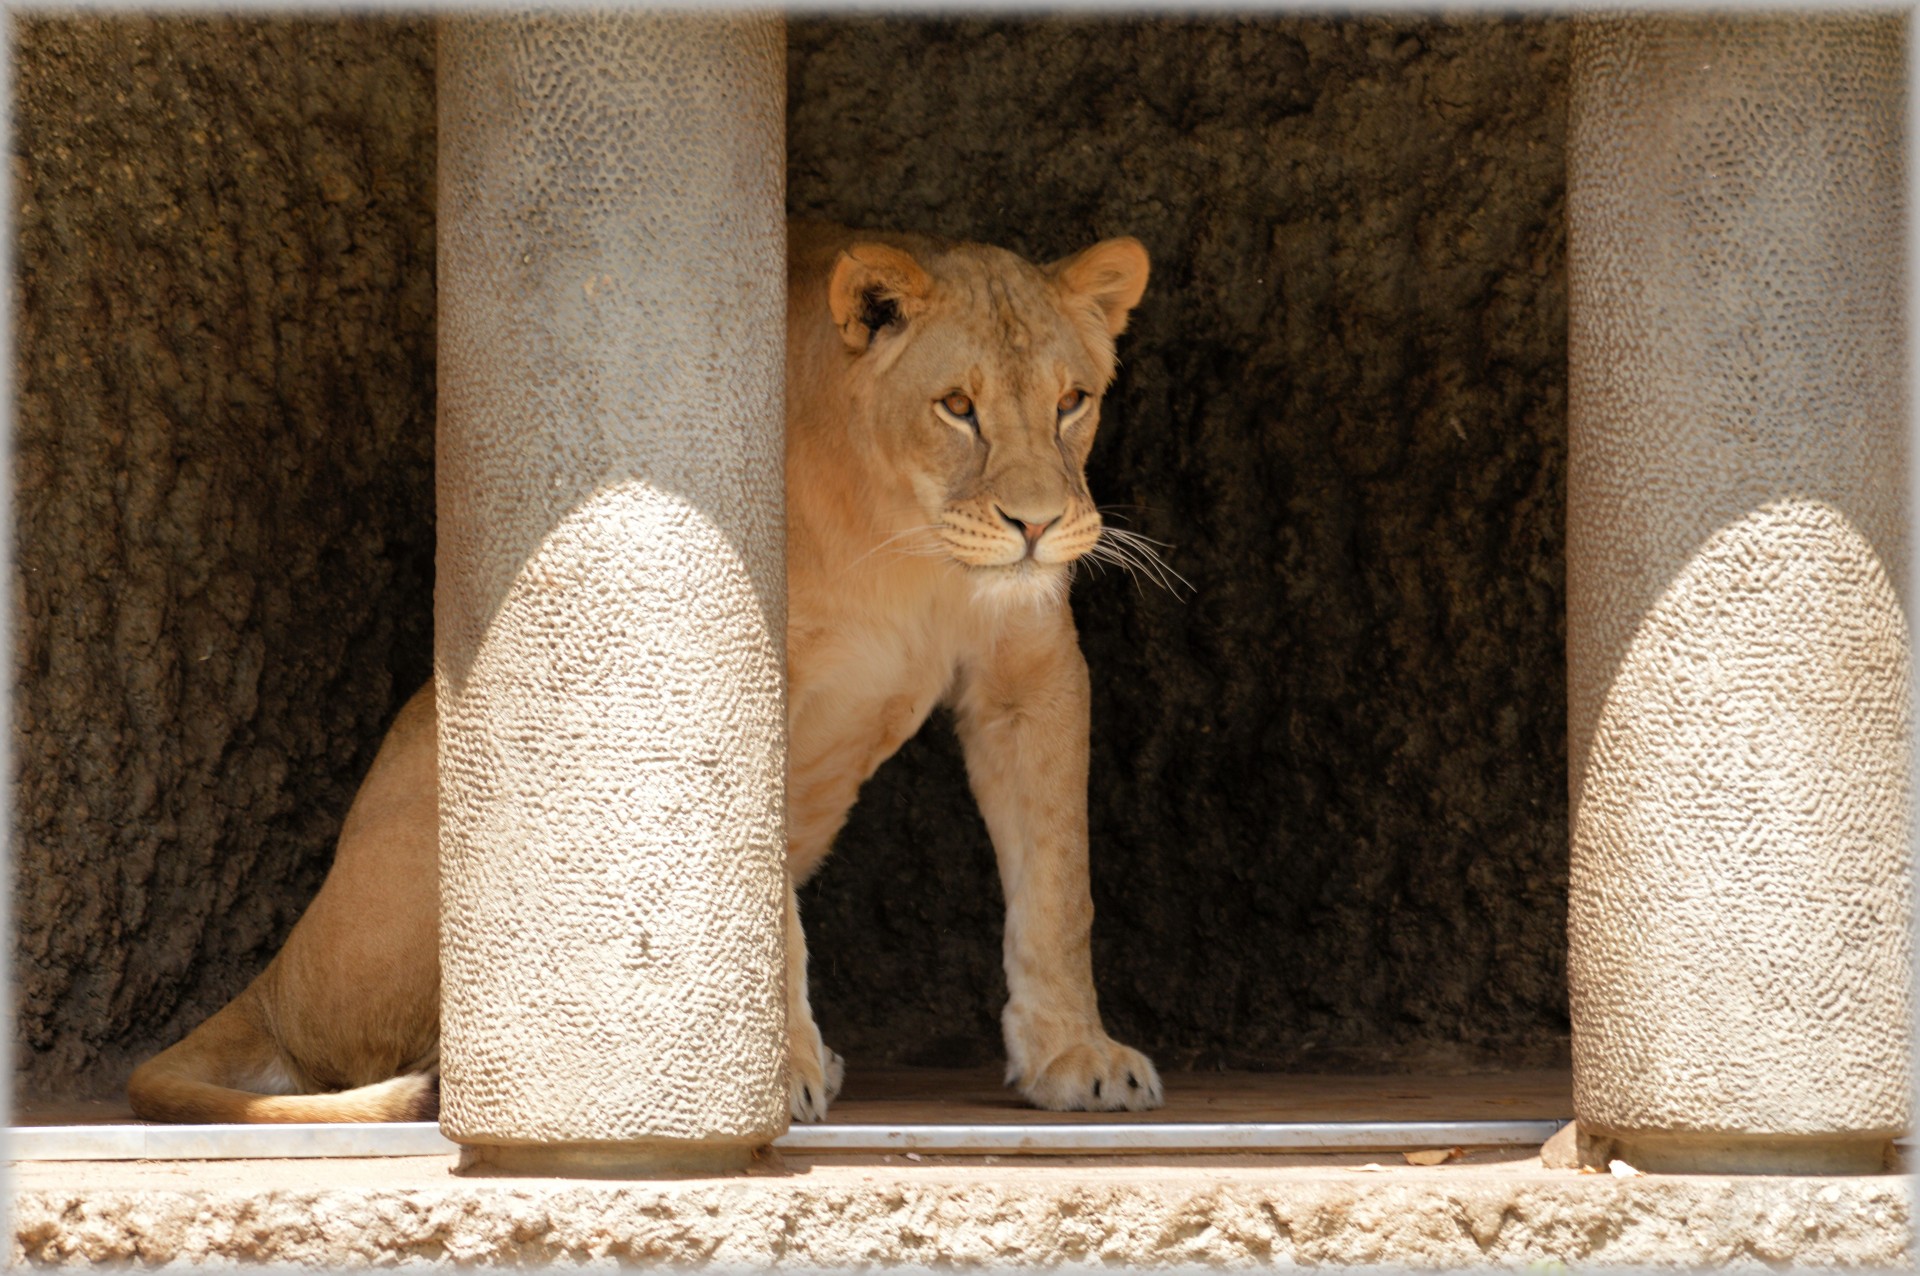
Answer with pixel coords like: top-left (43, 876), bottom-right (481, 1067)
top-left (128, 220), bottom-right (1160, 1124)
top-left (128, 689), bottom-right (441, 1122)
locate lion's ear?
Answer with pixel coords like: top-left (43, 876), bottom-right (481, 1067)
top-left (1050, 237), bottom-right (1150, 338)
top-left (829, 243), bottom-right (932, 352)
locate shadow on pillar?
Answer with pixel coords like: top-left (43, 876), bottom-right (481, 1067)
top-left (433, 13), bottom-right (792, 1174)
top-left (1565, 14), bottom-right (1911, 1174)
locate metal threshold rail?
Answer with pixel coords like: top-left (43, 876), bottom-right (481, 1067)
top-left (783, 1119), bottom-right (1565, 1154)
top-left (10, 1118), bottom-right (1566, 1162)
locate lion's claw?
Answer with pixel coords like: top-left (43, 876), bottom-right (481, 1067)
top-left (1011, 1037), bottom-right (1163, 1113)
top-left (788, 1042), bottom-right (844, 1123)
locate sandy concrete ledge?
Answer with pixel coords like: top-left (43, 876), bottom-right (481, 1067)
top-left (11, 1150), bottom-right (1911, 1268)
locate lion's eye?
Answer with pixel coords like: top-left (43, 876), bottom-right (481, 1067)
top-left (940, 393), bottom-right (975, 419)
top-left (1058, 389), bottom-right (1088, 415)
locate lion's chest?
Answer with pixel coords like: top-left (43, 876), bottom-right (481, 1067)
top-left (786, 594), bottom-right (965, 787)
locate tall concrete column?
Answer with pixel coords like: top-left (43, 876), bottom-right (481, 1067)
top-left (1567, 15), bottom-right (1910, 1174)
top-left (435, 14), bottom-right (789, 1175)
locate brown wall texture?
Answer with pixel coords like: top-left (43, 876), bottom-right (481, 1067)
top-left (13, 15), bottom-right (1568, 1099)
top-left (12, 17), bottom-right (438, 1099)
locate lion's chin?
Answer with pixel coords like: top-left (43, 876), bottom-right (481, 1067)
top-left (964, 559), bottom-right (1071, 615)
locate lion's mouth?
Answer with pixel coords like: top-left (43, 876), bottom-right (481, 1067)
top-left (964, 556), bottom-right (1066, 577)
top-left (939, 529), bottom-right (1083, 573)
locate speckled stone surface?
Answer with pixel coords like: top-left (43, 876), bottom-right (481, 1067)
top-left (1565, 15), bottom-right (1911, 1151)
top-left (10, 1154), bottom-right (1912, 1268)
top-left (433, 15), bottom-right (789, 1150)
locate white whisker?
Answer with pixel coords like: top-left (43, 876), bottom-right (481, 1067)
top-left (1091, 542), bottom-right (1158, 592)
top-left (1095, 504), bottom-right (1167, 525)
top-left (1085, 527), bottom-right (1192, 599)
top-left (1082, 543), bottom-right (1148, 598)
top-left (1100, 525), bottom-right (1180, 553)
top-left (839, 524), bottom-right (946, 577)
top-left (1102, 544), bottom-right (1180, 594)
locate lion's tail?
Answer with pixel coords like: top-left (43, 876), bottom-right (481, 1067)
top-left (127, 994), bottom-right (437, 1125)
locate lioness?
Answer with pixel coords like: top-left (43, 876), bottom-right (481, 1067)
top-left (128, 221), bottom-right (1162, 1124)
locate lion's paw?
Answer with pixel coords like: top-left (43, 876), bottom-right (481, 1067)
top-left (788, 1032), bottom-right (845, 1123)
top-left (1011, 1036), bottom-right (1163, 1113)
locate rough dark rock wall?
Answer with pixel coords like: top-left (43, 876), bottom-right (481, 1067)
top-left (12, 17), bottom-right (437, 1099)
top-left (787, 16), bottom-right (1571, 1072)
top-left (14, 15), bottom-right (1567, 1099)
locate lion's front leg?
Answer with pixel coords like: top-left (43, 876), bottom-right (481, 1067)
top-left (784, 876), bottom-right (844, 1122)
top-left (782, 738), bottom-right (867, 1123)
top-left (953, 618), bottom-right (1163, 1113)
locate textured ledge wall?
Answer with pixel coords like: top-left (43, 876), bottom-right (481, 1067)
top-left (435, 14), bottom-right (788, 1168)
top-left (1566, 15), bottom-right (1911, 1172)
top-left (11, 1162), bottom-right (1915, 1268)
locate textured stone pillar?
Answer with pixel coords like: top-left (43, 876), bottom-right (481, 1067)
top-left (1566, 15), bottom-right (1910, 1174)
top-left (435, 13), bottom-right (789, 1175)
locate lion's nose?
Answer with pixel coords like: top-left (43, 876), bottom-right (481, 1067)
top-left (995, 506), bottom-right (1055, 546)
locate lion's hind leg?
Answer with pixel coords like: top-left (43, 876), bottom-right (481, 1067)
top-left (127, 984), bottom-right (437, 1125)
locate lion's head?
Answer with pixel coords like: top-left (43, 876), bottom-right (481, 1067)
top-left (824, 232), bottom-right (1150, 602)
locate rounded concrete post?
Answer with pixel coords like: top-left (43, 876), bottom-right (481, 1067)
top-left (435, 13), bottom-right (789, 1175)
top-left (1567, 15), bottom-right (1910, 1174)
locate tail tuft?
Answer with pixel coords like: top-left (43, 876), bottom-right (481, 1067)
top-left (407, 1072), bottom-right (441, 1122)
